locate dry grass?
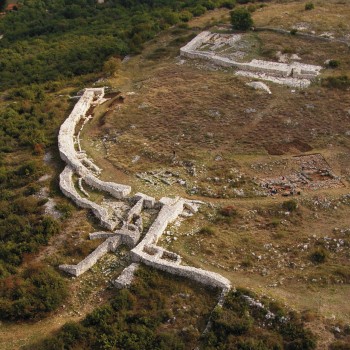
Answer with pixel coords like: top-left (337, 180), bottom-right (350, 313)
top-left (253, 0), bottom-right (350, 39)
top-left (77, 6), bottom-right (350, 347)
top-left (162, 198), bottom-right (350, 346)
top-left (82, 25), bottom-right (350, 200)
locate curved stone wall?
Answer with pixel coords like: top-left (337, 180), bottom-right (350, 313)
top-left (58, 88), bottom-right (131, 199)
top-left (58, 86), bottom-right (231, 310)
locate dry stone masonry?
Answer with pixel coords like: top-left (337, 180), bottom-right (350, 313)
top-left (180, 31), bottom-right (322, 88)
top-left (58, 88), bottom-right (231, 307)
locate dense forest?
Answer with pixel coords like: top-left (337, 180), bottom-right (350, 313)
top-left (0, 0), bottom-right (237, 89)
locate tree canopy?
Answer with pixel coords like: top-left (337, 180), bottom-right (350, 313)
top-left (230, 6), bottom-right (253, 31)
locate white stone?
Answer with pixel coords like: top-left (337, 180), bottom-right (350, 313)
top-left (247, 81), bottom-right (272, 94)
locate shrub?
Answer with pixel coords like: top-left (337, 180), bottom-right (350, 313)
top-left (241, 258), bottom-right (253, 268)
top-left (321, 75), bottom-right (350, 89)
top-left (305, 2), bottom-right (314, 11)
top-left (16, 161), bottom-right (41, 177)
top-left (282, 200), bottom-right (298, 212)
top-left (309, 248), bottom-right (327, 264)
top-left (219, 0), bottom-right (236, 9)
top-left (213, 310), bottom-right (252, 336)
top-left (0, 266), bottom-right (68, 320)
top-left (190, 5), bottom-right (206, 17)
top-left (230, 7), bottom-right (253, 31)
top-left (290, 29), bottom-right (298, 35)
top-left (179, 10), bottom-right (193, 22)
top-left (326, 60), bottom-right (340, 68)
top-left (199, 226), bottom-right (215, 236)
top-left (247, 4), bottom-right (257, 13)
top-left (330, 341), bottom-right (350, 350)
top-left (202, 0), bottom-right (216, 10)
top-left (219, 205), bottom-right (237, 217)
top-left (55, 202), bottom-right (74, 219)
top-left (111, 290), bottom-right (135, 311)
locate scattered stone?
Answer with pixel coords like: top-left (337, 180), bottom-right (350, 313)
top-left (132, 155), bottom-right (140, 163)
top-left (246, 81), bottom-right (272, 94)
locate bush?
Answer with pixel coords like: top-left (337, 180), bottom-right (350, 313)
top-left (326, 60), bottom-right (340, 68)
top-left (321, 75), bottom-right (350, 89)
top-left (179, 10), bottom-right (193, 22)
top-left (230, 7), bottom-right (253, 31)
top-left (290, 29), bottom-right (298, 35)
top-left (305, 2), bottom-right (314, 11)
top-left (0, 266), bottom-right (68, 320)
top-left (199, 226), bottom-right (215, 236)
top-left (190, 5), bottom-right (206, 17)
top-left (309, 248), bottom-right (327, 264)
top-left (330, 341), bottom-right (350, 350)
top-left (219, 0), bottom-right (236, 9)
top-left (55, 202), bottom-right (74, 219)
top-left (219, 205), bottom-right (237, 217)
top-left (282, 200), bottom-right (298, 212)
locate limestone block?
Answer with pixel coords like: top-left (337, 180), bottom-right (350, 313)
top-left (134, 192), bottom-right (156, 208)
top-left (115, 227), bottom-right (140, 248)
top-left (113, 263), bottom-right (139, 289)
top-left (184, 201), bottom-right (200, 214)
top-left (89, 231), bottom-right (115, 240)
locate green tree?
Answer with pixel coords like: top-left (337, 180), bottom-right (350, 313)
top-left (103, 57), bottom-right (121, 77)
top-left (230, 7), bottom-right (253, 31)
top-left (0, 0), bottom-right (6, 11)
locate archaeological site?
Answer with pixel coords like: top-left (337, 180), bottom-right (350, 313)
top-left (1, 1), bottom-right (350, 349)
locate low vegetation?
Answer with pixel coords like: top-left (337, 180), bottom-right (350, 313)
top-left (205, 288), bottom-right (316, 350)
top-left (25, 267), bottom-right (218, 350)
top-left (25, 267), bottom-right (316, 350)
top-left (0, 264), bottom-right (68, 320)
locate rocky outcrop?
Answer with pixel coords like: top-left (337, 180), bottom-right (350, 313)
top-left (247, 81), bottom-right (272, 94)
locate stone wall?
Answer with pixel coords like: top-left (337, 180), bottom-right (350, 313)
top-left (59, 166), bottom-right (118, 230)
top-left (132, 250), bottom-right (231, 289)
top-left (58, 88), bottom-right (131, 199)
top-left (58, 87), bottom-right (232, 296)
top-left (131, 196), bottom-right (231, 290)
top-left (113, 263), bottom-right (139, 289)
top-left (59, 236), bottom-right (122, 276)
top-left (180, 31), bottom-right (322, 86)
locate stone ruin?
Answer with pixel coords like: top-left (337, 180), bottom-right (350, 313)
top-left (180, 31), bottom-right (322, 88)
top-left (57, 88), bottom-right (231, 319)
top-left (259, 153), bottom-right (344, 196)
